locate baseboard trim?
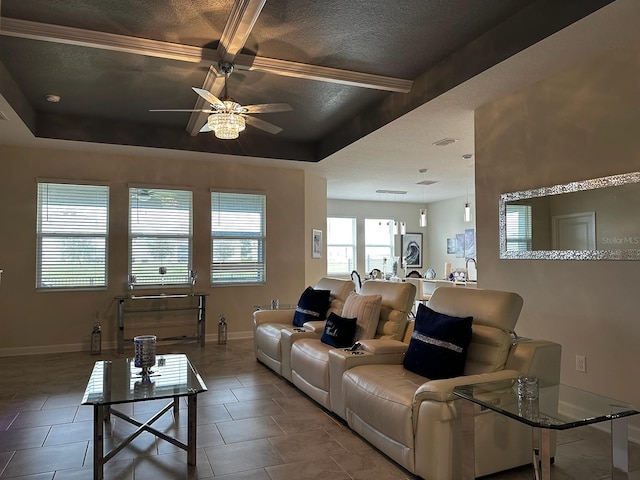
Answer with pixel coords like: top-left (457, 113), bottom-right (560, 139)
top-left (559, 399), bottom-right (640, 444)
top-left (0, 330), bottom-right (254, 357)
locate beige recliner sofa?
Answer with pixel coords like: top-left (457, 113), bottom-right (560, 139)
top-left (289, 280), bottom-right (416, 411)
top-left (253, 277), bottom-right (354, 381)
top-left (339, 287), bottom-right (562, 480)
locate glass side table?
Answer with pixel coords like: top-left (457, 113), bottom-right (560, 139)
top-left (82, 353), bottom-right (207, 480)
top-left (453, 378), bottom-right (639, 480)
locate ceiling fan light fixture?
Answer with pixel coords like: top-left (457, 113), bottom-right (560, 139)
top-left (208, 112), bottom-right (246, 139)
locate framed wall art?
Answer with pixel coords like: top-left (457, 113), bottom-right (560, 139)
top-left (401, 233), bottom-right (422, 268)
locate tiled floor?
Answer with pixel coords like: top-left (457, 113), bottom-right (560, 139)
top-left (0, 339), bottom-right (637, 479)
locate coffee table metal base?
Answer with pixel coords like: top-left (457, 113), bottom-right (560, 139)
top-left (92, 394), bottom-right (198, 480)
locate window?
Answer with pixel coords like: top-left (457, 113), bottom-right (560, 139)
top-left (129, 187), bottom-right (192, 286)
top-left (327, 217), bottom-right (356, 274)
top-left (211, 191), bottom-right (266, 284)
top-left (36, 182), bottom-right (109, 289)
top-left (364, 218), bottom-right (394, 273)
top-left (506, 204), bottom-right (532, 251)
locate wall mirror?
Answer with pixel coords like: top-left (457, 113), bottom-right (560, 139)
top-left (499, 172), bottom-right (640, 260)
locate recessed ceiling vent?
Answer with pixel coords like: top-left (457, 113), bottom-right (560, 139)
top-left (432, 138), bottom-right (458, 147)
top-left (376, 189), bottom-right (407, 195)
top-left (416, 180), bottom-right (438, 186)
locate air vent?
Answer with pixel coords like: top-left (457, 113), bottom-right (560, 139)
top-left (375, 189), bottom-right (407, 195)
top-left (432, 138), bottom-right (458, 147)
top-left (416, 180), bottom-right (438, 186)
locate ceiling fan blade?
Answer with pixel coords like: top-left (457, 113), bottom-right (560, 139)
top-left (150, 109), bottom-right (216, 113)
top-left (192, 87), bottom-right (224, 106)
top-left (245, 115), bottom-right (283, 135)
top-left (243, 103), bottom-right (293, 114)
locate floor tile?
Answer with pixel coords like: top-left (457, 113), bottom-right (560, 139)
top-left (1, 442), bottom-right (87, 477)
top-left (204, 438), bottom-right (283, 476)
top-left (9, 408), bottom-right (77, 431)
top-left (216, 417), bottom-right (285, 444)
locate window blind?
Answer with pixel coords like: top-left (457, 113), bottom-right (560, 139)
top-left (211, 192), bottom-right (266, 284)
top-left (37, 183), bottom-right (109, 289)
top-left (506, 204), bottom-right (533, 251)
top-left (129, 188), bottom-right (192, 286)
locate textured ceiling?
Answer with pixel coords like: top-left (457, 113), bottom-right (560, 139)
top-left (1, 0), bottom-right (630, 202)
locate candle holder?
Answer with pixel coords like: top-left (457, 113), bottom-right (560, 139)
top-left (133, 335), bottom-right (157, 375)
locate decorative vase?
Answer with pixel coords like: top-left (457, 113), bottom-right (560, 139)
top-left (133, 335), bottom-right (156, 374)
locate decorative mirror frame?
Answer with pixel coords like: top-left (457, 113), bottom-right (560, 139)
top-left (499, 171), bottom-right (640, 260)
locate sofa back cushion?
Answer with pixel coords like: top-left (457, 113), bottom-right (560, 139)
top-left (315, 277), bottom-right (356, 317)
top-left (427, 287), bottom-right (523, 374)
top-left (360, 280), bottom-right (416, 340)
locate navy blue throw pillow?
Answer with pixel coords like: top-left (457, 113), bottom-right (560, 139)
top-left (293, 287), bottom-right (331, 327)
top-left (403, 303), bottom-right (473, 379)
top-left (320, 313), bottom-right (357, 348)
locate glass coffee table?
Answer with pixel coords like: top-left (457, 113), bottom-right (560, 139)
top-left (82, 353), bottom-right (207, 480)
top-left (454, 378), bottom-right (639, 480)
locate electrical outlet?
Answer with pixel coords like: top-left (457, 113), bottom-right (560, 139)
top-left (576, 355), bottom-right (586, 373)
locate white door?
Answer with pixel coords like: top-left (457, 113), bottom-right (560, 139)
top-left (552, 212), bottom-right (596, 250)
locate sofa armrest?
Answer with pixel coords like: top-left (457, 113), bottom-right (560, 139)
top-left (302, 320), bottom-right (327, 333)
top-left (359, 338), bottom-right (409, 355)
top-left (505, 338), bottom-right (562, 384)
top-left (413, 369), bottom-right (520, 404)
top-left (253, 309), bottom-right (295, 328)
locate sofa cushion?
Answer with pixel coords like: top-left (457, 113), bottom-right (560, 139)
top-left (342, 291), bottom-right (382, 341)
top-left (403, 303), bottom-right (473, 379)
top-left (320, 313), bottom-right (357, 348)
top-left (293, 287), bottom-right (331, 327)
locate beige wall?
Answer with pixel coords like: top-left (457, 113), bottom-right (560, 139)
top-left (0, 145), bottom-right (323, 354)
top-left (475, 45), bottom-right (640, 418)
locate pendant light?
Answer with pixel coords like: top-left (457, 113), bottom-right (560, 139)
top-left (463, 154), bottom-right (473, 223)
top-left (418, 168), bottom-right (428, 227)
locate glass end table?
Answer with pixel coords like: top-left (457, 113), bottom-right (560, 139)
top-left (82, 353), bottom-right (207, 480)
top-left (453, 378), bottom-right (639, 479)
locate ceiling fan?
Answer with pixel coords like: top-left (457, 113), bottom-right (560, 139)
top-left (150, 61), bottom-right (292, 139)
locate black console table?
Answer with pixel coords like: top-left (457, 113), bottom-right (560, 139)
top-left (115, 293), bottom-right (208, 353)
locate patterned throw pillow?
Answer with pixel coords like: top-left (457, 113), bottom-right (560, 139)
top-left (293, 287), bottom-right (331, 327)
top-left (342, 291), bottom-right (382, 341)
top-left (320, 313), bottom-right (357, 348)
top-left (403, 303), bottom-right (473, 379)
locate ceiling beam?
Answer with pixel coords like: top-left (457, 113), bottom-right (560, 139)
top-left (0, 17), bottom-right (216, 64)
top-left (0, 18), bottom-right (412, 93)
top-left (235, 54), bottom-right (412, 93)
top-left (218, 0), bottom-right (267, 61)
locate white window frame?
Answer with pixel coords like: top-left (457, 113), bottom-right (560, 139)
top-left (327, 217), bottom-right (356, 275)
top-left (129, 187), bottom-right (193, 287)
top-left (364, 218), bottom-right (394, 274)
top-left (36, 181), bottom-right (109, 290)
top-left (211, 190), bottom-right (266, 285)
